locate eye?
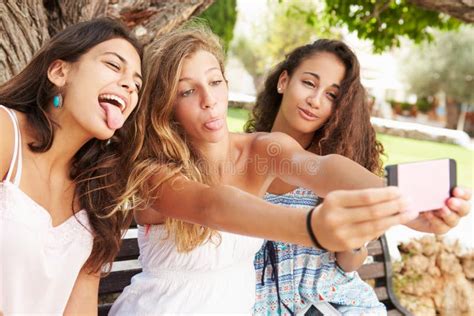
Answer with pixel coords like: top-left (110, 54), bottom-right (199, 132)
top-left (327, 92), bottom-right (337, 100)
top-left (303, 80), bottom-right (315, 88)
top-left (181, 89), bottom-right (195, 97)
top-left (135, 82), bottom-right (142, 92)
top-left (210, 80), bottom-right (223, 86)
top-left (106, 61), bottom-right (120, 71)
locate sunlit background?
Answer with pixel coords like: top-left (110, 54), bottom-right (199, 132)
top-left (200, 0), bottom-right (473, 254)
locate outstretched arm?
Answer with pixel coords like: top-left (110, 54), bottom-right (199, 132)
top-left (137, 175), bottom-right (311, 246)
top-left (251, 132), bottom-right (384, 198)
top-left (137, 174), bottom-right (417, 252)
top-left (252, 133), bottom-right (471, 235)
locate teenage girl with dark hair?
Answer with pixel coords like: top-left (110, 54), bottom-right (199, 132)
top-left (0, 18), bottom-right (143, 314)
top-left (246, 39), bottom-right (471, 315)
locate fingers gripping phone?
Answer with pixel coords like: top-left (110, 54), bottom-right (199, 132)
top-left (385, 159), bottom-right (457, 213)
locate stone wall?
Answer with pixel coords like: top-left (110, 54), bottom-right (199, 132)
top-left (364, 117), bottom-right (470, 147)
top-left (393, 235), bottom-right (474, 315)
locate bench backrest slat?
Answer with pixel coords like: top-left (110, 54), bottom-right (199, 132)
top-left (115, 238), bottom-right (140, 261)
top-left (100, 269), bottom-right (142, 294)
top-left (358, 262), bottom-right (386, 279)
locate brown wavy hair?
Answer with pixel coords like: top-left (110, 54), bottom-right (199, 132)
top-left (118, 23), bottom-right (225, 252)
top-left (245, 39), bottom-right (384, 174)
top-left (0, 18), bottom-right (144, 273)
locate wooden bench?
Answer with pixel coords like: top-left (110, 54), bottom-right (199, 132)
top-left (359, 235), bottom-right (411, 316)
top-left (98, 233), bottom-right (411, 315)
top-left (98, 224), bottom-right (141, 316)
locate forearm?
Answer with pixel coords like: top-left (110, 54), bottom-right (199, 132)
top-left (152, 177), bottom-right (412, 252)
top-left (198, 185), bottom-right (315, 247)
top-left (148, 176), bottom-right (316, 247)
top-left (335, 248), bottom-right (368, 272)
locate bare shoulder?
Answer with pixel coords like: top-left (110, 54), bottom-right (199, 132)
top-left (230, 132), bottom-right (263, 150)
top-left (254, 131), bottom-right (297, 143)
top-left (250, 131), bottom-right (301, 155)
top-left (0, 107), bottom-right (16, 180)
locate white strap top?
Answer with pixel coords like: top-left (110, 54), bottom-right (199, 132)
top-left (2, 105), bottom-right (22, 186)
top-left (0, 105), bottom-right (94, 314)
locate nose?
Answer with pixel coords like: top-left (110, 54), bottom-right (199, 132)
top-left (307, 89), bottom-right (323, 109)
top-left (119, 74), bottom-right (135, 94)
top-left (201, 87), bottom-right (217, 109)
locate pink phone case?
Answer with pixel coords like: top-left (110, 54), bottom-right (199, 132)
top-left (385, 159), bottom-right (456, 212)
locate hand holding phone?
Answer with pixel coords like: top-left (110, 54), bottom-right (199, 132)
top-left (385, 159), bottom-right (456, 213)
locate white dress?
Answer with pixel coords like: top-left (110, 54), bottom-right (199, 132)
top-left (110, 224), bottom-right (263, 315)
top-left (0, 105), bottom-right (94, 315)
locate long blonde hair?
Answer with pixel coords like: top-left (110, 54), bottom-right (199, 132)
top-left (121, 23), bottom-right (226, 251)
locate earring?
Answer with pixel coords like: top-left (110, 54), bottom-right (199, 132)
top-left (277, 87), bottom-right (282, 93)
top-left (53, 94), bottom-right (63, 108)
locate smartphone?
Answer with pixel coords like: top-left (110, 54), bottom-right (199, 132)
top-left (385, 159), bottom-right (456, 212)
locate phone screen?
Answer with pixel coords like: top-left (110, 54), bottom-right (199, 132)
top-left (386, 159), bottom-right (456, 212)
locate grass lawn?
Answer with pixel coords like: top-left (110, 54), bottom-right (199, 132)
top-left (227, 107), bottom-right (252, 132)
top-left (227, 107), bottom-right (473, 188)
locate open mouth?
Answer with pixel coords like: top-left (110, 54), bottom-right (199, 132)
top-left (98, 93), bottom-right (127, 130)
top-left (98, 94), bottom-right (126, 112)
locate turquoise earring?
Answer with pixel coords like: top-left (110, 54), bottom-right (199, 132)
top-left (53, 94), bottom-right (63, 108)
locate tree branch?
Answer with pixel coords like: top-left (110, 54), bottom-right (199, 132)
top-left (109, 0), bottom-right (214, 46)
top-left (362, 0), bottom-right (392, 24)
top-left (408, 0), bottom-right (474, 23)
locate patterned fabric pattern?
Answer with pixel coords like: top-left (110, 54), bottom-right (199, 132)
top-left (254, 187), bottom-right (387, 315)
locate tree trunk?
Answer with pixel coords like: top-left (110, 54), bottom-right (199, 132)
top-left (0, 0), bottom-right (213, 84)
top-left (0, 1), bottom-right (49, 83)
top-left (43, 0), bottom-right (109, 37)
top-left (408, 0), bottom-right (474, 23)
top-left (445, 96), bottom-right (462, 129)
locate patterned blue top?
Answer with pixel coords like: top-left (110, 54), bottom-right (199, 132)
top-left (253, 187), bottom-right (386, 315)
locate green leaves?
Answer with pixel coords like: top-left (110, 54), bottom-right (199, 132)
top-left (400, 26), bottom-right (474, 103)
top-left (231, 0), bottom-right (337, 86)
top-left (321, 0), bottom-right (461, 53)
top-left (199, 0), bottom-right (238, 52)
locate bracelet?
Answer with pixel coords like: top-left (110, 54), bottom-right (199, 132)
top-left (306, 207), bottom-right (326, 250)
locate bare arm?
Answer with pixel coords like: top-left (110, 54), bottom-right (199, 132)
top-left (64, 267), bottom-right (100, 315)
top-left (137, 175), bottom-right (311, 246)
top-left (252, 132), bottom-right (384, 197)
top-left (251, 133), bottom-right (377, 261)
top-left (139, 174), bottom-right (417, 252)
top-left (253, 133), bottom-right (472, 235)
top-left (336, 249), bottom-right (368, 272)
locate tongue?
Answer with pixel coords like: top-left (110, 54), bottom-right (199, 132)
top-left (204, 119), bottom-right (223, 130)
top-left (100, 102), bottom-right (124, 129)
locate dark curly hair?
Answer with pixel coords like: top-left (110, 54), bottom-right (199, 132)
top-left (245, 39), bottom-right (384, 174)
top-left (0, 18), bottom-right (144, 273)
